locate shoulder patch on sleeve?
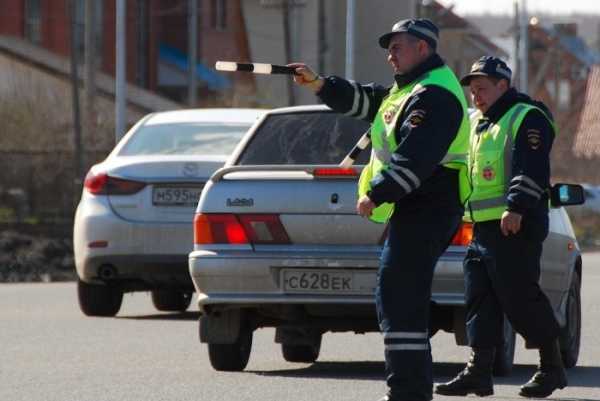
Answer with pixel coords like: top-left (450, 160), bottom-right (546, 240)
top-left (527, 129), bottom-right (542, 150)
top-left (407, 109), bottom-right (426, 128)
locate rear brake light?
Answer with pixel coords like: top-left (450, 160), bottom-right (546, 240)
top-left (451, 222), bottom-right (473, 246)
top-left (194, 213), bottom-right (291, 245)
top-left (238, 214), bottom-right (291, 244)
top-left (194, 214), bottom-right (249, 244)
top-left (313, 167), bottom-right (358, 177)
top-left (84, 170), bottom-right (146, 195)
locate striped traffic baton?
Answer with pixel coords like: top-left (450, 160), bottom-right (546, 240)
top-left (339, 130), bottom-right (371, 168)
top-left (215, 61), bottom-right (298, 75)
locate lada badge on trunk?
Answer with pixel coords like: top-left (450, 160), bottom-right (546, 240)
top-left (226, 198), bottom-right (254, 207)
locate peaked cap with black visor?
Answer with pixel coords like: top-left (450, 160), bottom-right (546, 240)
top-left (460, 56), bottom-right (512, 86)
top-left (378, 18), bottom-right (439, 49)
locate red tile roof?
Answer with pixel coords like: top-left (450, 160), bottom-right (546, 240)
top-left (573, 66), bottom-right (600, 158)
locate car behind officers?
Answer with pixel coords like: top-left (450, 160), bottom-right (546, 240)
top-left (435, 56), bottom-right (567, 399)
top-left (291, 19), bottom-right (470, 401)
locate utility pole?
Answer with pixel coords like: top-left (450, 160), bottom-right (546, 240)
top-left (282, 0), bottom-right (295, 106)
top-left (514, 0), bottom-right (521, 89)
top-left (519, 0), bottom-right (529, 93)
top-left (317, 0), bottom-right (326, 74)
top-left (188, 0), bottom-right (198, 107)
top-left (84, 0), bottom-right (96, 156)
top-left (345, 0), bottom-right (355, 80)
top-left (69, 0), bottom-right (83, 182)
top-left (115, 0), bottom-right (127, 142)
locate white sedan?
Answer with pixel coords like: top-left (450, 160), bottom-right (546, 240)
top-left (74, 108), bottom-right (266, 316)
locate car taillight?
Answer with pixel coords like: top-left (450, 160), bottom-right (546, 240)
top-left (451, 222), bottom-right (473, 246)
top-left (238, 214), bottom-right (291, 244)
top-left (84, 170), bottom-right (146, 195)
top-left (194, 213), bottom-right (290, 245)
top-left (313, 167), bottom-right (358, 177)
top-left (194, 214), bottom-right (249, 244)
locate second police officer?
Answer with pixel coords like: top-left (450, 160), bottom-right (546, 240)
top-left (291, 19), bottom-right (470, 401)
top-left (435, 57), bottom-right (568, 399)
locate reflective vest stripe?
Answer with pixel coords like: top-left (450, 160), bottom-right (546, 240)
top-left (440, 153), bottom-right (467, 164)
top-left (386, 169), bottom-right (414, 193)
top-left (502, 104), bottom-right (525, 194)
top-left (385, 344), bottom-right (429, 351)
top-left (383, 331), bottom-right (429, 339)
top-left (468, 196), bottom-right (506, 210)
top-left (357, 88), bottom-right (371, 119)
top-left (347, 81), bottom-right (362, 116)
top-left (389, 163), bottom-right (421, 188)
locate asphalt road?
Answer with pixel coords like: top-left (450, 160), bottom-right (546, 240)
top-left (2, 253), bottom-right (600, 401)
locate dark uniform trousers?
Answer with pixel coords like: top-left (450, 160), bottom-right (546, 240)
top-left (377, 210), bottom-right (462, 401)
top-left (464, 219), bottom-right (560, 349)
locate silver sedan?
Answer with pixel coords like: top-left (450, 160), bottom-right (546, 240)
top-left (74, 108), bottom-right (266, 317)
top-left (188, 105), bottom-right (583, 375)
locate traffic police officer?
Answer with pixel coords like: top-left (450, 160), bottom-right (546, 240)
top-left (435, 57), bottom-right (567, 398)
top-left (291, 19), bottom-right (470, 401)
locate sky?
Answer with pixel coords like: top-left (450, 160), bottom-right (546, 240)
top-left (437, 0), bottom-right (600, 15)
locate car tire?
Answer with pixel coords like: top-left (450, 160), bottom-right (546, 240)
top-left (207, 325), bottom-right (253, 371)
top-left (281, 335), bottom-right (322, 363)
top-left (493, 314), bottom-right (516, 377)
top-left (151, 290), bottom-right (192, 312)
top-left (77, 278), bottom-right (123, 317)
top-left (559, 270), bottom-right (581, 368)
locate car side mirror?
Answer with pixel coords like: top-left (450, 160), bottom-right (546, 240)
top-left (550, 183), bottom-right (585, 207)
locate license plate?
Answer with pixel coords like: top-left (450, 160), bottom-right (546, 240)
top-left (281, 269), bottom-right (376, 294)
top-left (152, 186), bottom-right (203, 206)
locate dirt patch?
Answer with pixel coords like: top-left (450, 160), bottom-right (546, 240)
top-left (0, 230), bottom-right (76, 282)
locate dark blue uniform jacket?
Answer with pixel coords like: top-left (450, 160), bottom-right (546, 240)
top-left (317, 54), bottom-right (464, 217)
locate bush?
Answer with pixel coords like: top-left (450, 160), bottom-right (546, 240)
top-left (0, 230), bottom-right (76, 282)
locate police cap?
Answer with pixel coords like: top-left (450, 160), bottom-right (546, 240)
top-left (378, 18), bottom-right (439, 50)
top-left (460, 56), bottom-right (512, 86)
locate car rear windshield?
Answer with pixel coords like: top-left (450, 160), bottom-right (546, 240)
top-left (118, 123), bottom-right (252, 156)
top-left (236, 111), bottom-right (371, 165)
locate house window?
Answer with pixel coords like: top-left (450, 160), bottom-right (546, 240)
top-left (211, 0), bottom-right (227, 31)
top-left (24, 0), bottom-right (42, 44)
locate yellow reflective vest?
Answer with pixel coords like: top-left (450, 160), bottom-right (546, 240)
top-left (465, 103), bottom-right (554, 222)
top-left (358, 65), bottom-right (471, 223)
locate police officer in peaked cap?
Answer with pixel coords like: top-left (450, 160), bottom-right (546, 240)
top-left (291, 19), bottom-right (471, 401)
top-left (435, 56), bottom-right (567, 399)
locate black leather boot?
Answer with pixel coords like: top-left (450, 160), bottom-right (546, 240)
top-left (434, 348), bottom-right (494, 397)
top-left (519, 340), bottom-right (567, 398)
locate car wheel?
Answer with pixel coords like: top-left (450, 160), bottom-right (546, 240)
top-left (493, 314), bottom-right (516, 377)
top-left (77, 278), bottom-right (123, 317)
top-left (207, 324), bottom-right (253, 371)
top-left (151, 290), bottom-right (192, 312)
top-left (559, 270), bottom-right (581, 368)
top-left (281, 336), bottom-right (322, 363)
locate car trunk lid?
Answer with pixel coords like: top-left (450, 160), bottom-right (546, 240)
top-left (105, 155), bottom-right (225, 223)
